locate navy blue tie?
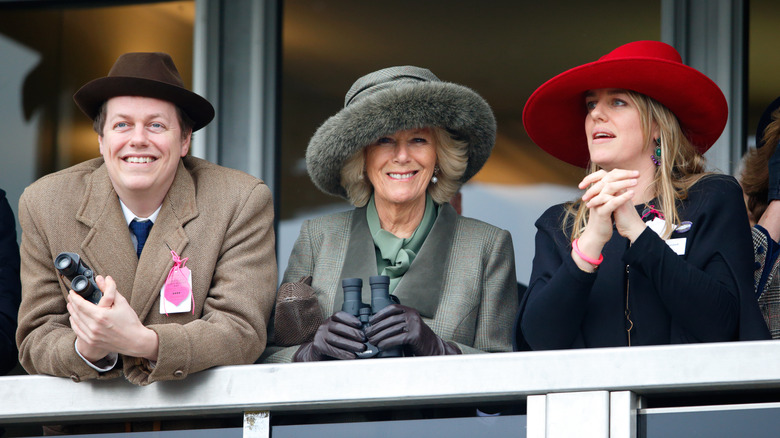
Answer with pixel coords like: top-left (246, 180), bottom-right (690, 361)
top-left (129, 219), bottom-right (154, 258)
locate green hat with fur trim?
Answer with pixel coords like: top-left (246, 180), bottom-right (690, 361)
top-left (306, 66), bottom-right (496, 199)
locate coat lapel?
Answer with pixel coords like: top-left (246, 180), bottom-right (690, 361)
top-left (391, 203), bottom-right (455, 318)
top-left (333, 207), bottom-right (378, 313)
top-left (131, 160), bottom-right (199, 319)
top-left (77, 162), bottom-right (137, 301)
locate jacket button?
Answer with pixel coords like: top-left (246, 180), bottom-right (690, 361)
top-left (70, 374), bottom-right (81, 383)
top-left (173, 370), bottom-right (184, 378)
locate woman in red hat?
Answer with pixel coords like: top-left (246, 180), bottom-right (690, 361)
top-left (517, 41), bottom-right (770, 350)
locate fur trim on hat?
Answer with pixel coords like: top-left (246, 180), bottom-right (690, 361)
top-left (307, 80), bottom-right (496, 199)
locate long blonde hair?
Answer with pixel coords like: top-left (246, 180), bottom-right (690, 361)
top-left (564, 91), bottom-right (709, 240)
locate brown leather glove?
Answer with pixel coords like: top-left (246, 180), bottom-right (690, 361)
top-left (293, 311), bottom-right (367, 362)
top-left (365, 304), bottom-right (461, 356)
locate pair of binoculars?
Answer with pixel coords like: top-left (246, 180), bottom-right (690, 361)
top-left (54, 252), bottom-right (102, 305)
top-left (341, 275), bottom-right (402, 359)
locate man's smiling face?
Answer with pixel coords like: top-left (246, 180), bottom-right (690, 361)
top-left (99, 96), bottom-right (190, 203)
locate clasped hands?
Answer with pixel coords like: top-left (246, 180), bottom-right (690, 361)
top-left (67, 275), bottom-right (159, 364)
top-left (573, 169), bottom-right (648, 270)
top-left (293, 304), bottom-right (460, 361)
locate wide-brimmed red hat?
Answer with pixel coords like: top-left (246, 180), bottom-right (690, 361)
top-left (522, 40), bottom-right (728, 168)
top-left (73, 52), bottom-right (214, 131)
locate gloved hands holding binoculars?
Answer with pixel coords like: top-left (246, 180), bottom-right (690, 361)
top-left (365, 304), bottom-right (461, 357)
top-left (293, 311), bottom-right (365, 361)
top-left (293, 303), bottom-right (461, 362)
top-left (293, 275), bottom-right (460, 362)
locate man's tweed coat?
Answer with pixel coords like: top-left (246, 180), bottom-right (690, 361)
top-left (16, 156), bottom-right (277, 385)
top-left (263, 203), bottom-right (517, 362)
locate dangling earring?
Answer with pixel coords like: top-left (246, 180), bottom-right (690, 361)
top-left (431, 166), bottom-right (439, 184)
top-left (651, 138), bottom-right (661, 166)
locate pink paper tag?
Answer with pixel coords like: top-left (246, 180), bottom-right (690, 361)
top-left (164, 265), bottom-right (191, 305)
top-left (163, 250), bottom-right (193, 313)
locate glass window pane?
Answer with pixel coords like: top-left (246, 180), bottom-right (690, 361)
top-left (748, 0), bottom-right (780, 146)
top-left (273, 414), bottom-right (527, 438)
top-left (0, 1), bottom-right (194, 226)
top-left (640, 404), bottom-right (780, 438)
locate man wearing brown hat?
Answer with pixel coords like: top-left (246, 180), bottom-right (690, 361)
top-left (16, 52), bottom-right (277, 386)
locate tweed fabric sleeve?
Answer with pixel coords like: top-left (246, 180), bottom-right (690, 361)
top-left (753, 225), bottom-right (780, 338)
top-left (751, 225), bottom-right (779, 299)
top-left (17, 169), bottom-right (123, 382)
top-left (281, 220), bottom-right (317, 285)
top-left (454, 227), bottom-right (517, 354)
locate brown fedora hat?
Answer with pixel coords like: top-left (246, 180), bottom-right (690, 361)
top-left (73, 52), bottom-right (215, 131)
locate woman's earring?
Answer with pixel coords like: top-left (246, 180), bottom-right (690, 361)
top-left (431, 166), bottom-right (439, 184)
top-left (651, 138), bottom-right (661, 166)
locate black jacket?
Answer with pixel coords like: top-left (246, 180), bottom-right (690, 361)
top-left (0, 189), bottom-right (20, 374)
top-left (516, 175), bottom-right (770, 350)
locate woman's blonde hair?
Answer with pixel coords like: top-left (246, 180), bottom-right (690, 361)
top-left (340, 126), bottom-right (469, 207)
top-left (564, 91), bottom-right (709, 240)
top-left (741, 106), bottom-right (780, 223)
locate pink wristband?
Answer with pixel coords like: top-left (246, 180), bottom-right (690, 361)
top-left (572, 239), bottom-right (604, 266)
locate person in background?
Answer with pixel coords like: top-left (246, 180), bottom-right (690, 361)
top-left (517, 41), bottom-right (770, 350)
top-left (740, 96), bottom-right (780, 338)
top-left (264, 66), bottom-right (517, 363)
top-left (16, 52), bottom-right (277, 393)
top-left (0, 188), bottom-right (21, 375)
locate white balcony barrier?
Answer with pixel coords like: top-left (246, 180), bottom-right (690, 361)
top-left (2, 340), bottom-right (780, 437)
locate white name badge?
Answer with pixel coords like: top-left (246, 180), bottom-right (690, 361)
top-left (160, 270), bottom-right (193, 314)
top-left (647, 217), bottom-right (673, 236)
top-left (666, 238), bottom-right (687, 255)
top-left (646, 218), bottom-right (687, 255)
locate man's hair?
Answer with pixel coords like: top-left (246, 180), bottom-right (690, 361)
top-left (340, 126), bottom-right (469, 207)
top-left (93, 100), bottom-right (195, 140)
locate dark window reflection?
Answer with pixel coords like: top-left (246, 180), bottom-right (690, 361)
top-left (640, 405), bottom-right (780, 438)
top-left (273, 415), bottom-right (527, 438)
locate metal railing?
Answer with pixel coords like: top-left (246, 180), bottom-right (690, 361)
top-left (2, 340), bottom-right (780, 437)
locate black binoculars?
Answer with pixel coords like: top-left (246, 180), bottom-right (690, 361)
top-left (54, 252), bottom-right (102, 305)
top-left (341, 275), bottom-right (402, 359)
